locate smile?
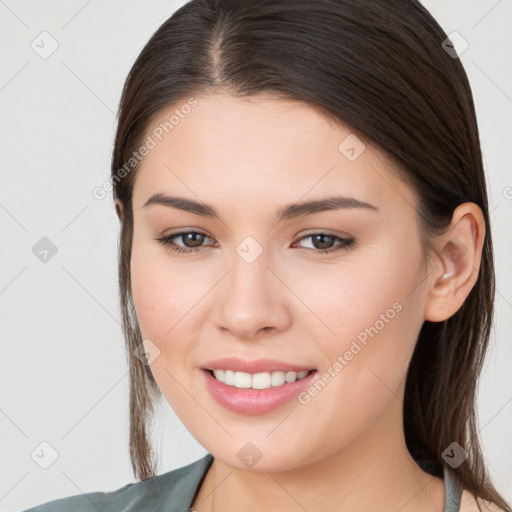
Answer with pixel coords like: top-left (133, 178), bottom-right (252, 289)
top-left (209, 369), bottom-right (312, 389)
top-left (201, 368), bottom-right (319, 415)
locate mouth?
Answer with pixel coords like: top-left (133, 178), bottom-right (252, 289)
top-left (201, 367), bottom-right (319, 415)
top-left (204, 368), bottom-right (315, 390)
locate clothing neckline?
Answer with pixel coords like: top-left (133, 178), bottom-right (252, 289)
top-left (188, 454), bottom-right (464, 512)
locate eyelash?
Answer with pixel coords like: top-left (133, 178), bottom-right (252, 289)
top-left (155, 230), bottom-right (356, 255)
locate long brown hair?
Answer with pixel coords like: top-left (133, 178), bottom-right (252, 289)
top-left (110, 1), bottom-right (510, 509)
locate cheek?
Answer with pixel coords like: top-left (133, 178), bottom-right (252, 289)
top-left (130, 246), bottom-right (164, 340)
top-left (130, 237), bottom-right (205, 342)
top-left (129, 241), bottom-right (200, 411)
top-left (299, 244), bottom-right (421, 348)
top-left (285, 257), bottom-right (422, 461)
top-left (301, 243), bottom-right (423, 398)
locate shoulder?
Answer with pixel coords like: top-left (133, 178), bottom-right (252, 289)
top-left (459, 489), bottom-right (508, 512)
top-left (21, 453), bottom-right (214, 512)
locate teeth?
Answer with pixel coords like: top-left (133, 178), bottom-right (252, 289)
top-left (211, 369), bottom-right (311, 389)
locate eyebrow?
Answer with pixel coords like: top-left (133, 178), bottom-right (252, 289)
top-left (142, 193), bottom-right (380, 222)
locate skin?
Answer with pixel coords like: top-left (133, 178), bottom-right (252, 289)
top-left (116, 92), bottom-right (485, 512)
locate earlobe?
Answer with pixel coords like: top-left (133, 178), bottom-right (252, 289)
top-left (115, 200), bottom-right (124, 222)
top-left (424, 203), bottom-right (485, 323)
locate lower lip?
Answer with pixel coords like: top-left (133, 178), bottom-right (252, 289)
top-left (201, 369), bottom-right (318, 415)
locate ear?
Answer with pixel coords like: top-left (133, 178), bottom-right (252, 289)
top-left (115, 199), bottom-right (124, 222)
top-left (424, 202), bottom-right (486, 322)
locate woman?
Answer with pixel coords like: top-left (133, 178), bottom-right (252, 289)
top-left (24, 0), bottom-right (511, 511)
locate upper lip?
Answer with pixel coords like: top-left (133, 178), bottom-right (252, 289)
top-left (201, 357), bottom-right (316, 374)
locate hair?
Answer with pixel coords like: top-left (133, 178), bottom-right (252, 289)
top-left (110, 0), bottom-right (510, 510)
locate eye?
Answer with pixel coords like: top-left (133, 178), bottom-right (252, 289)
top-left (155, 230), bottom-right (356, 255)
top-left (293, 231), bottom-right (356, 254)
top-left (155, 230), bottom-right (215, 254)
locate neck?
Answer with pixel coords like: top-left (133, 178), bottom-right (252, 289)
top-left (193, 387), bottom-right (445, 512)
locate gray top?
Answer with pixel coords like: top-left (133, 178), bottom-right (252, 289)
top-left (443, 464), bottom-right (464, 512)
top-left (21, 453), bottom-right (463, 511)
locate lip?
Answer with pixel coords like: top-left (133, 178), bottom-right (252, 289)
top-left (201, 367), bottom-right (318, 415)
top-left (201, 357), bottom-right (316, 374)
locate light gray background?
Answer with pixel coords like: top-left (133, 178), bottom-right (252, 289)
top-left (0, 1), bottom-right (511, 510)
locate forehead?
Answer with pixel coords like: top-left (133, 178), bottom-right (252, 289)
top-left (132, 93), bottom-right (416, 217)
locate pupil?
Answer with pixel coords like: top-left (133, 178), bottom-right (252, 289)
top-left (184, 233), bottom-right (204, 247)
top-left (313, 234), bottom-right (332, 250)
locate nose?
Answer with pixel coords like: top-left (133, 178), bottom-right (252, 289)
top-left (212, 249), bottom-right (292, 341)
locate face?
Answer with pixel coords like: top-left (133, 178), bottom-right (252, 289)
top-left (129, 92), bottom-right (430, 472)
